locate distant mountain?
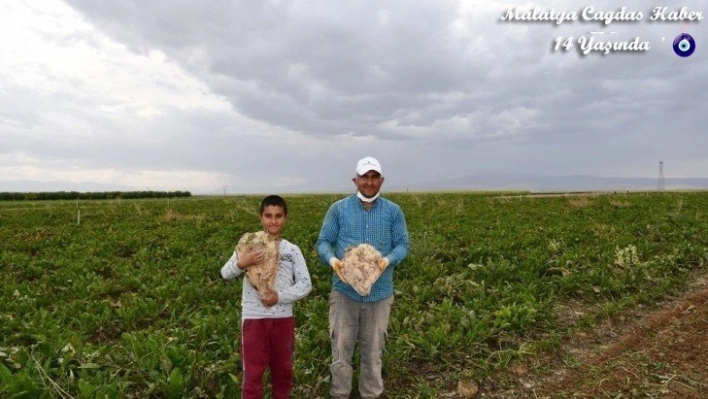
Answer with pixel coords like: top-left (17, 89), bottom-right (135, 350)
top-left (0, 180), bottom-right (136, 193)
top-left (390, 173), bottom-right (708, 192)
top-left (3, 174), bottom-right (707, 195)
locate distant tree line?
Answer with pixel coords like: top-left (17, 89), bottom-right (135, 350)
top-left (0, 191), bottom-right (192, 201)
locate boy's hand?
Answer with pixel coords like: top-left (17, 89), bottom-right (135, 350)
top-left (329, 258), bottom-right (348, 284)
top-left (260, 289), bottom-right (278, 307)
top-left (237, 249), bottom-right (264, 269)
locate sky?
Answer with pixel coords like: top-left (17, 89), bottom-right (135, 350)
top-left (1, 1), bottom-right (706, 194)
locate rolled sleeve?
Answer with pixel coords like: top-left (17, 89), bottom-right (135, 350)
top-left (386, 205), bottom-right (410, 267)
top-left (316, 205), bottom-right (340, 264)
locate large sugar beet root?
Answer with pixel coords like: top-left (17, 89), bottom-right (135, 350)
top-left (341, 244), bottom-right (384, 296)
top-left (236, 231), bottom-right (279, 298)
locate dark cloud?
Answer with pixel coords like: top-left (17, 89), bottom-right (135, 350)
top-left (1, 1), bottom-right (707, 193)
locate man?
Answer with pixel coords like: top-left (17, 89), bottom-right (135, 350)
top-left (316, 156), bottom-right (410, 399)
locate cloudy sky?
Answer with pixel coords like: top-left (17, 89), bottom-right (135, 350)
top-left (1, 1), bottom-right (706, 194)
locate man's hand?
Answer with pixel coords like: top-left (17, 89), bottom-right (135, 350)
top-left (378, 257), bottom-right (390, 271)
top-left (329, 258), bottom-right (348, 284)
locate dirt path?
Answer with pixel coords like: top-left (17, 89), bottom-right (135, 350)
top-left (477, 276), bottom-right (708, 398)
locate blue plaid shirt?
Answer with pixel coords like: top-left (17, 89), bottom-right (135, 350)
top-left (316, 194), bottom-right (410, 302)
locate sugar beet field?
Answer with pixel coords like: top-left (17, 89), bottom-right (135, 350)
top-left (1, 192), bottom-right (707, 398)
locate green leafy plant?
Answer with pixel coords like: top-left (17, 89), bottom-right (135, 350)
top-left (1, 192), bottom-right (706, 397)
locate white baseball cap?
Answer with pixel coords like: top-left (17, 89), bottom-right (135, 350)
top-left (355, 156), bottom-right (382, 175)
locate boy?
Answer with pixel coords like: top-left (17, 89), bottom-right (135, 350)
top-left (221, 195), bottom-right (312, 398)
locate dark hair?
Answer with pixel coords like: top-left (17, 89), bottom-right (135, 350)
top-left (260, 195), bottom-right (287, 216)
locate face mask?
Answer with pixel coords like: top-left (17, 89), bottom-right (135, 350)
top-left (357, 191), bottom-right (379, 203)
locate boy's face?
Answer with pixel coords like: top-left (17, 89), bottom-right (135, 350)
top-left (260, 205), bottom-right (287, 238)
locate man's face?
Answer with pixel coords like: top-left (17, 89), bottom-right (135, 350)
top-left (353, 170), bottom-right (384, 198)
top-left (260, 205), bottom-right (287, 237)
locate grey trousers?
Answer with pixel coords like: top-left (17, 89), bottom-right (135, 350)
top-left (328, 290), bottom-right (394, 399)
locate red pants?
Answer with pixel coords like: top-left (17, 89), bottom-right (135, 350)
top-left (241, 317), bottom-right (295, 399)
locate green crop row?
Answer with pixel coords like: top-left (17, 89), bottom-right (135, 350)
top-left (1, 192), bottom-right (707, 397)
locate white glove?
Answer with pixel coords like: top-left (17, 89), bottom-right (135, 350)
top-left (378, 257), bottom-right (390, 271)
top-left (329, 257), bottom-right (348, 284)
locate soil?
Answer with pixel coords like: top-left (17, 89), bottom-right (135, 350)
top-left (465, 275), bottom-right (708, 398)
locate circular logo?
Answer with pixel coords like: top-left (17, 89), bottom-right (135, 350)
top-left (673, 33), bottom-right (696, 57)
